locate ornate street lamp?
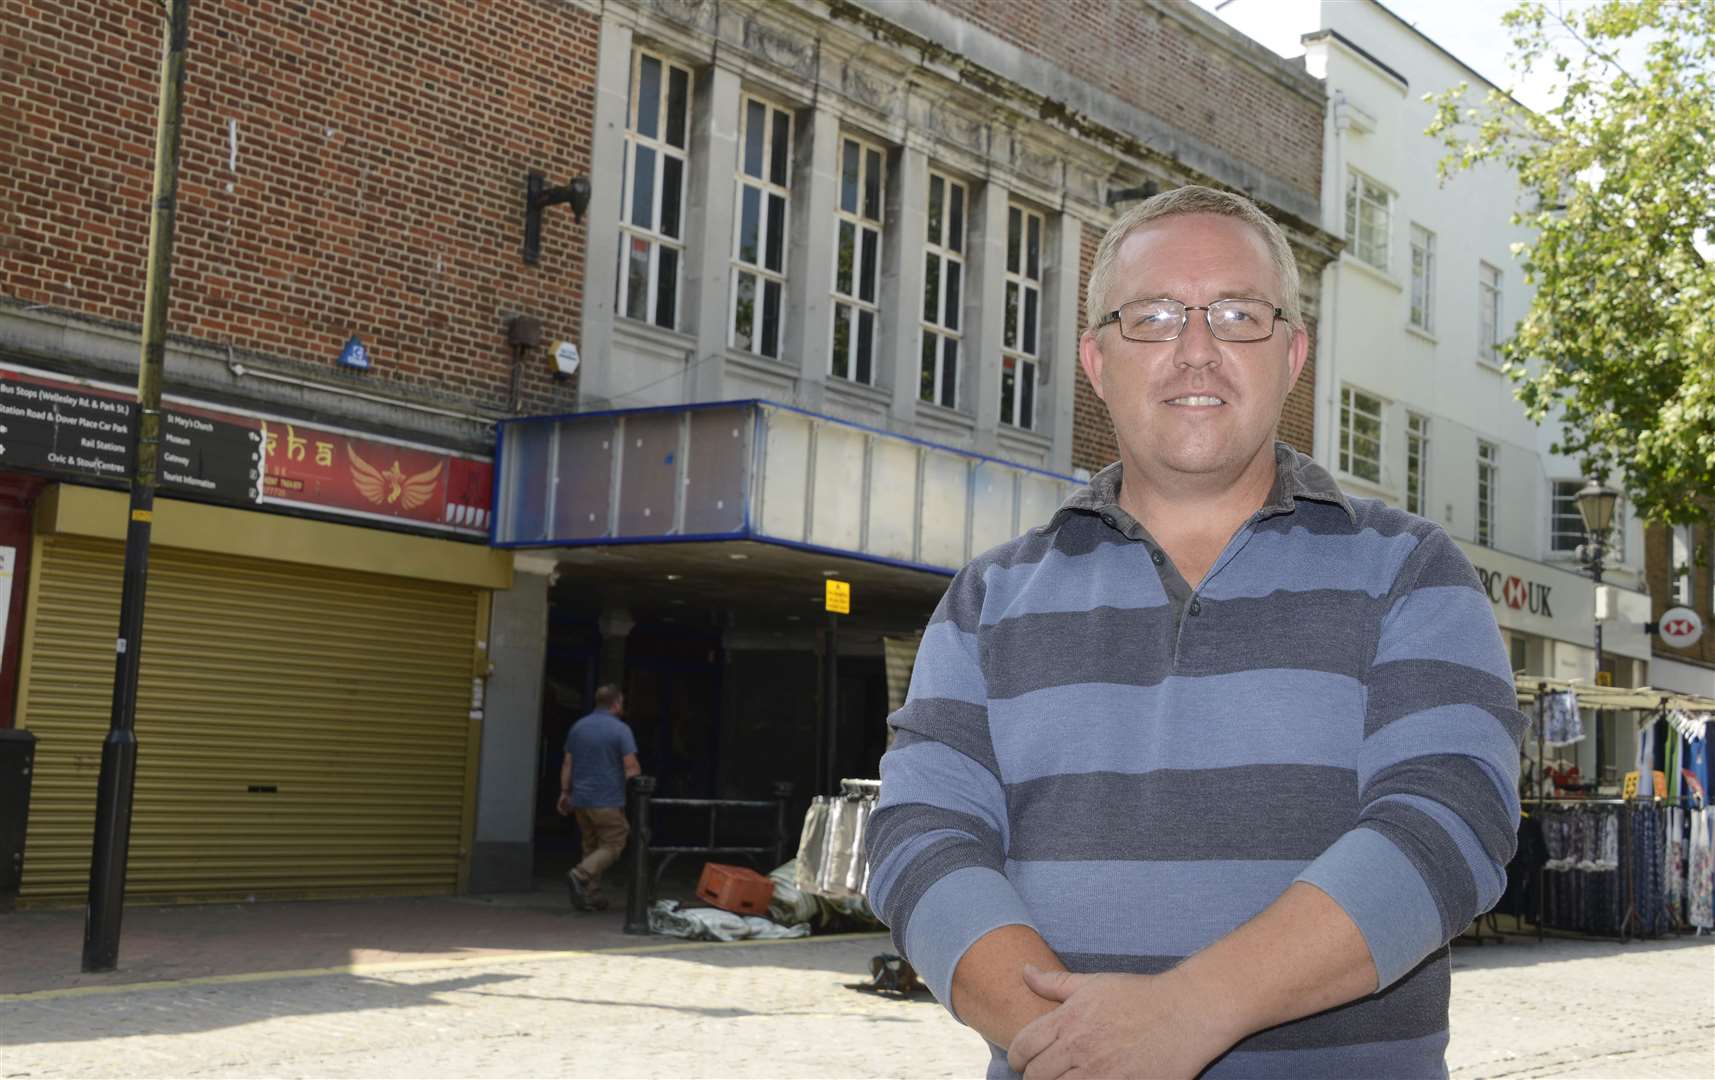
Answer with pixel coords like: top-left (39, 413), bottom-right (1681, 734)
top-left (1574, 477), bottom-right (1622, 693)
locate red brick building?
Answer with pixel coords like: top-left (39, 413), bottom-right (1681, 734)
top-left (1, 0), bottom-right (1334, 902)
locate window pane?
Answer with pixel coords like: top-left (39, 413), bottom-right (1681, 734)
top-left (738, 185), bottom-right (761, 265)
top-left (765, 193), bottom-right (786, 273)
top-left (948, 184), bottom-right (965, 253)
top-left (923, 253), bottom-right (940, 323)
top-left (1020, 360), bottom-right (1035, 430)
top-left (1023, 286), bottom-right (1038, 355)
top-left (733, 270), bottom-right (756, 347)
top-left (761, 279), bottom-right (782, 358)
top-left (631, 145), bottom-right (656, 230)
top-left (920, 333), bottom-right (937, 402)
top-left (940, 337), bottom-right (958, 406)
top-left (858, 228), bottom-right (879, 303)
top-left (840, 140), bottom-right (859, 214)
top-left (857, 310), bottom-right (875, 385)
top-left (836, 220), bottom-right (855, 296)
top-left (770, 110), bottom-right (791, 186)
top-left (661, 155), bottom-right (683, 239)
top-left (636, 55), bottom-right (661, 139)
top-left (1007, 207), bottom-right (1021, 273)
top-left (626, 236), bottom-right (650, 321)
top-left (927, 175), bottom-right (944, 247)
top-left (832, 304), bottom-right (851, 380)
top-left (655, 246), bottom-right (678, 329)
top-left (1027, 214), bottom-right (1041, 279)
top-left (666, 66), bottom-right (688, 148)
top-left (863, 149), bottom-right (882, 220)
top-left (744, 100), bottom-right (766, 178)
top-left (944, 260), bottom-right (962, 332)
top-left (1001, 362), bottom-right (1016, 426)
top-left (1004, 281), bottom-right (1019, 350)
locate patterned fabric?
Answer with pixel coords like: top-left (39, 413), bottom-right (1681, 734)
top-left (1690, 808), bottom-right (1714, 930)
top-left (865, 443), bottom-right (1523, 1080)
top-left (1542, 692), bottom-right (1583, 747)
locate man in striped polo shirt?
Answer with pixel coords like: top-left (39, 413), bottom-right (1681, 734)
top-left (866, 186), bottom-right (1523, 1079)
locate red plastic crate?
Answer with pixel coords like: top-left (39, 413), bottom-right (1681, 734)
top-left (695, 862), bottom-right (775, 916)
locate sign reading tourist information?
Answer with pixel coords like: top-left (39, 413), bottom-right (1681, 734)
top-left (0, 364), bottom-right (491, 538)
top-left (0, 368), bottom-right (261, 503)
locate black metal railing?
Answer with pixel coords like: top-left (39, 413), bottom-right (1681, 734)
top-left (623, 776), bottom-right (796, 934)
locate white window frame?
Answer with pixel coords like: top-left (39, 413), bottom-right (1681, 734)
top-left (1338, 385), bottom-right (1384, 484)
top-left (920, 171), bottom-right (968, 410)
top-left (830, 134), bottom-right (886, 385)
top-left (1344, 171), bottom-right (1393, 271)
top-left (729, 95), bottom-right (794, 359)
top-left (1001, 203), bottom-right (1046, 430)
top-left (1478, 262), bottom-right (1503, 365)
top-left (1477, 440), bottom-right (1498, 547)
top-left (618, 48), bottom-right (692, 331)
top-left (1550, 480), bottom-right (1585, 554)
top-left (1406, 413), bottom-right (1429, 516)
top-left (1409, 224), bottom-right (1435, 332)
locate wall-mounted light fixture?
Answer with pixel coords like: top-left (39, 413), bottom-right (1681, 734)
top-left (523, 172), bottom-right (592, 265)
top-left (1105, 180), bottom-right (1161, 208)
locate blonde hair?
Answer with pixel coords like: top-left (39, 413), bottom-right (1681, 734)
top-left (1084, 185), bottom-right (1303, 331)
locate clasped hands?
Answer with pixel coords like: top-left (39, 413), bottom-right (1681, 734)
top-left (1004, 964), bottom-right (1240, 1080)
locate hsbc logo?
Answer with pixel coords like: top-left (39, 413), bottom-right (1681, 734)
top-left (1476, 567), bottom-right (1554, 618)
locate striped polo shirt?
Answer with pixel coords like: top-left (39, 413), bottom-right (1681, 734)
top-left (865, 444), bottom-right (1524, 1079)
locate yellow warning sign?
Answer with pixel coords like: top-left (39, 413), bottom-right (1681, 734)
top-left (825, 579), bottom-right (851, 615)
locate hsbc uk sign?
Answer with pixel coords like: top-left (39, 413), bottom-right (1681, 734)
top-left (1475, 566), bottom-right (1554, 618)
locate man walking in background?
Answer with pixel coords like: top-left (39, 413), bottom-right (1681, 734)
top-left (557, 684), bottom-right (641, 911)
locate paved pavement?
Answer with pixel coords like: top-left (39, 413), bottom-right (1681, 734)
top-left (2, 893), bottom-right (1712, 1078)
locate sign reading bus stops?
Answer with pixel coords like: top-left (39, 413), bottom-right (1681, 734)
top-left (825, 578), bottom-right (851, 615)
top-left (1658, 606), bottom-right (1704, 649)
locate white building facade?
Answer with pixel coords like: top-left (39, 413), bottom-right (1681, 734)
top-left (1303, 0), bottom-right (1653, 787)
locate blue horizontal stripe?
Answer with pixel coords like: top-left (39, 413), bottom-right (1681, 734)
top-left (1201, 526), bottom-right (1421, 600)
top-left (988, 670), bottom-right (1364, 782)
top-left (1373, 586), bottom-right (1511, 681)
top-left (1358, 703), bottom-right (1522, 789)
top-left (979, 542), bottom-right (1169, 622)
top-left (1006, 858), bottom-right (1304, 957)
top-left (906, 621), bottom-right (986, 705)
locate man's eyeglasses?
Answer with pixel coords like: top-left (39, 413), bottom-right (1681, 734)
top-left (1094, 297), bottom-right (1285, 343)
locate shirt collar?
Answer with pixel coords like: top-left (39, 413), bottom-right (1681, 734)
top-left (1052, 442), bottom-right (1357, 528)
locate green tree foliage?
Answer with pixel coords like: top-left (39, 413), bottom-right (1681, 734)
top-left (1426, 0), bottom-right (1714, 524)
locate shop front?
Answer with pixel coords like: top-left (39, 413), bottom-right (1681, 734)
top-left (2, 359), bottom-right (508, 903)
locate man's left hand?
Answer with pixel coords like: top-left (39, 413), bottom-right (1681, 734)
top-left (1005, 965), bottom-right (1240, 1080)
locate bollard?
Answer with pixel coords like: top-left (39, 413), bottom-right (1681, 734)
top-left (623, 774), bottom-right (656, 935)
top-left (771, 781), bottom-right (795, 869)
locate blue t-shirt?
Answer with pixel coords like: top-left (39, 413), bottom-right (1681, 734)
top-left (564, 709), bottom-right (638, 809)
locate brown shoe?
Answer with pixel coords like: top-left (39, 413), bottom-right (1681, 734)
top-left (565, 869), bottom-right (592, 911)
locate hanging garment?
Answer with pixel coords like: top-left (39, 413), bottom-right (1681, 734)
top-left (1666, 807), bottom-right (1687, 921)
top-left (1636, 721), bottom-right (1656, 780)
top-left (1543, 691), bottom-right (1583, 746)
top-left (1689, 735), bottom-right (1710, 801)
top-left (1689, 808), bottom-right (1715, 931)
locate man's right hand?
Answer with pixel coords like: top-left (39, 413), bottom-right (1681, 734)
top-left (556, 793), bottom-right (572, 816)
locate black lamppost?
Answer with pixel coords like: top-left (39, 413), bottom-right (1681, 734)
top-left (1574, 477), bottom-right (1622, 682)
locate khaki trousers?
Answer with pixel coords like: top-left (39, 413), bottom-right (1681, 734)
top-left (573, 807), bottom-right (630, 894)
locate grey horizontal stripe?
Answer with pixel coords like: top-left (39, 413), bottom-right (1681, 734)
top-left (983, 590), bottom-right (1387, 698)
top-left (1005, 766), bottom-right (1357, 861)
top-left (1051, 948), bottom-right (1450, 1052)
top-left (864, 803), bottom-right (1002, 876)
top-left (879, 832), bottom-right (1003, 953)
top-left (1410, 541), bottom-right (1484, 591)
top-left (1253, 499), bottom-right (1415, 539)
top-left (983, 605), bottom-right (1177, 698)
top-left (890, 699), bottom-right (1000, 779)
top-left (936, 520), bottom-right (1135, 635)
top-left (1362, 806), bottom-right (1474, 943)
top-left (1366, 660), bottom-right (1520, 735)
top-left (928, 573), bottom-right (984, 636)
top-left (1365, 754), bottom-right (1517, 868)
top-left (1180, 590), bottom-right (1384, 679)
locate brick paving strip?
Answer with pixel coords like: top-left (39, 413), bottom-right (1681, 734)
top-left (2, 894), bottom-right (1712, 1078)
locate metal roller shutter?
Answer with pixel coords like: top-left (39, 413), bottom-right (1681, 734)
top-left (19, 534), bottom-right (481, 902)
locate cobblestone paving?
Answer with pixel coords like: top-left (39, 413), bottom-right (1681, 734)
top-left (3, 931), bottom-right (1710, 1078)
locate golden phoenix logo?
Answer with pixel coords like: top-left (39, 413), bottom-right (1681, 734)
top-left (347, 444), bottom-right (443, 509)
